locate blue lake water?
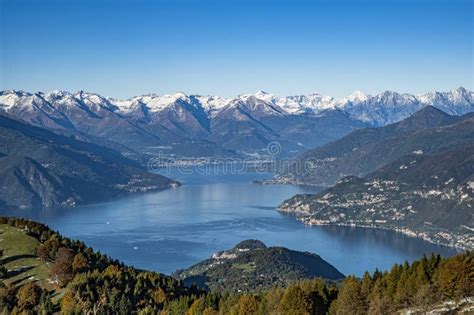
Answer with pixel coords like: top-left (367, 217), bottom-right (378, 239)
top-left (2, 167), bottom-right (458, 276)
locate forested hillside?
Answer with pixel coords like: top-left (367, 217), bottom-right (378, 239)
top-left (1, 217), bottom-right (472, 314)
top-left (174, 240), bottom-right (344, 292)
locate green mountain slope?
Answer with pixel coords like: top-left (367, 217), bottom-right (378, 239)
top-left (173, 240), bottom-right (344, 292)
top-left (0, 217), bottom-right (199, 314)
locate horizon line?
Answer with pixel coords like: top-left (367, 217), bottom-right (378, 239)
top-left (1, 86), bottom-right (471, 101)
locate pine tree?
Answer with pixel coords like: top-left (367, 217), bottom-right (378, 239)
top-left (367, 277), bottom-right (390, 315)
top-left (238, 294), bottom-right (259, 315)
top-left (360, 271), bottom-right (373, 310)
top-left (330, 276), bottom-right (366, 315)
top-left (187, 297), bottom-right (205, 315)
top-left (72, 252), bottom-right (90, 274)
top-left (280, 285), bottom-right (313, 314)
top-left (434, 252), bottom-right (474, 299)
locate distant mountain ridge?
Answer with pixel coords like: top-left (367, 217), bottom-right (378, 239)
top-left (272, 106), bottom-right (474, 187)
top-left (2, 87), bottom-right (471, 123)
top-left (1, 87), bottom-right (472, 157)
top-left (173, 239), bottom-right (344, 292)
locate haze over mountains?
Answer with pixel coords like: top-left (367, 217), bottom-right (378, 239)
top-left (1, 87), bottom-right (472, 158)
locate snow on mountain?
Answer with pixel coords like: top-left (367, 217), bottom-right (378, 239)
top-left (111, 92), bottom-right (230, 117)
top-left (340, 91), bottom-right (423, 126)
top-left (418, 87), bottom-right (474, 116)
top-left (112, 92), bottom-right (188, 114)
top-left (43, 90), bottom-right (120, 115)
top-left (342, 90), bottom-right (369, 103)
top-left (232, 93), bottom-right (285, 118)
top-left (193, 95), bottom-right (231, 117)
top-left (243, 90), bottom-right (279, 104)
top-left (278, 93), bottom-right (336, 114)
top-left (1, 87), bottom-right (473, 127)
top-left (333, 88), bottom-right (473, 126)
top-left (0, 90), bottom-right (51, 113)
top-left (0, 90), bottom-right (30, 111)
top-left (1, 87), bottom-right (472, 157)
top-left (108, 98), bottom-right (136, 113)
top-left (74, 91), bottom-right (119, 112)
top-left (44, 90), bottom-right (77, 109)
top-left (0, 90), bottom-right (59, 115)
top-left (234, 90), bottom-right (336, 115)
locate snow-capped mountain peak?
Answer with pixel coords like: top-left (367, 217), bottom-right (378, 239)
top-left (0, 90), bottom-right (51, 113)
top-left (254, 90), bottom-right (274, 99)
top-left (1, 87), bottom-right (472, 127)
top-left (0, 90), bottom-right (30, 110)
top-left (279, 92), bottom-right (335, 114)
top-left (47, 90), bottom-right (72, 98)
top-left (416, 87), bottom-right (474, 116)
top-left (131, 92), bottom-right (190, 113)
top-left (345, 90), bottom-right (369, 103)
top-left (73, 91), bottom-right (118, 112)
top-left (194, 95), bottom-right (231, 116)
top-left (449, 86), bottom-right (473, 103)
top-left (238, 90), bottom-right (275, 102)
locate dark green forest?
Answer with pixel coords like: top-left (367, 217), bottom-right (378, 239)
top-left (0, 217), bottom-right (472, 314)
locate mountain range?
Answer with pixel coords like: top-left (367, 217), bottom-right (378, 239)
top-left (1, 87), bottom-right (472, 158)
top-left (271, 106), bottom-right (473, 187)
top-left (276, 107), bottom-right (474, 249)
top-left (173, 239), bottom-right (344, 292)
top-left (1, 87), bottom-right (473, 241)
top-left (0, 115), bottom-right (178, 210)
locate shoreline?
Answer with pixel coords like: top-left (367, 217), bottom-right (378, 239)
top-left (278, 209), bottom-right (471, 252)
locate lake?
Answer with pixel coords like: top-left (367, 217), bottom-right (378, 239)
top-left (2, 166), bottom-right (458, 276)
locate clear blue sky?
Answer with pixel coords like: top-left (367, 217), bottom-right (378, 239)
top-left (0, 0), bottom-right (472, 98)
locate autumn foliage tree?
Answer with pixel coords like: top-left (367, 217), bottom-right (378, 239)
top-left (37, 235), bottom-right (60, 261)
top-left (280, 285), bottom-right (314, 314)
top-left (50, 247), bottom-right (74, 287)
top-left (237, 294), bottom-right (259, 315)
top-left (16, 282), bottom-right (43, 312)
top-left (72, 252), bottom-right (90, 274)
